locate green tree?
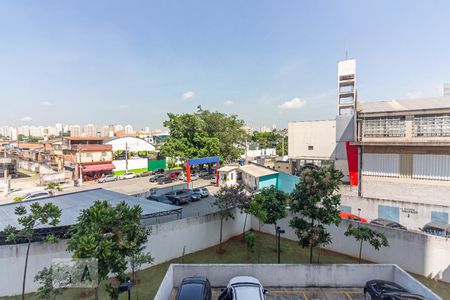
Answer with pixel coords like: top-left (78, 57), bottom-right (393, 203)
top-left (289, 166), bottom-right (343, 263)
top-left (344, 224), bottom-right (389, 263)
top-left (34, 266), bottom-right (66, 300)
top-left (249, 186), bottom-right (287, 248)
top-left (213, 185), bottom-right (248, 253)
top-left (160, 108), bottom-right (247, 163)
top-left (67, 201), bottom-right (149, 300)
top-left (4, 203), bottom-right (62, 300)
top-left (276, 136), bottom-right (288, 156)
top-left (129, 250), bottom-right (154, 283)
top-left (244, 231), bottom-right (256, 259)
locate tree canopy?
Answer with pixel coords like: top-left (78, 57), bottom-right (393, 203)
top-left (67, 200), bottom-right (149, 300)
top-left (160, 108), bottom-right (247, 162)
top-left (289, 166), bottom-right (343, 263)
top-left (248, 186), bottom-right (287, 229)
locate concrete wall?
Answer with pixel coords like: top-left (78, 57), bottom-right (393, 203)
top-left (112, 158), bottom-right (148, 172)
top-left (251, 215), bottom-right (450, 283)
top-left (341, 192), bottom-right (450, 230)
top-left (288, 120), bottom-right (336, 160)
top-left (361, 175), bottom-right (450, 207)
top-left (155, 264), bottom-right (441, 300)
top-left (0, 209), bottom-right (249, 297)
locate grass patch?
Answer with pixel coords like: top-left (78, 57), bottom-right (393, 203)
top-left (1, 231), bottom-right (449, 299)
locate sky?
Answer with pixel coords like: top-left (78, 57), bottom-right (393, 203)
top-left (1, 1), bottom-right (450, 130)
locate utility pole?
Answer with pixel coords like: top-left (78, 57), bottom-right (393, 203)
top-left (281, 136), bottom-right (285, 156)
top-left (125, 142), bottom-right (128, 172)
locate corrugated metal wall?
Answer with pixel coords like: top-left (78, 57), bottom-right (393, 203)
top-left (362, 153), bottom-right (400, 177)
top-left (413, 154), bottom-right (450, 181)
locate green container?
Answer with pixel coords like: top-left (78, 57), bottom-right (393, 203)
top-left (148, 159), bottom-right (166, 171)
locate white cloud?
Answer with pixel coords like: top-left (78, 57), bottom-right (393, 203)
top-left (119, 104), bottom-right (129, 109)
top-left (223, 100), bottom-right (233, 106)
top-left (20, 116), bottom-right (32, 122)
top-left (42, 101), bottom-right (52, 106)
top-left (182, 91), bottom-right (195, 100)
top-left (278, 97), bottom-right (306, 109)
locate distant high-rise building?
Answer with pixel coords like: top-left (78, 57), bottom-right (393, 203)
top-left (83, 124), bottom-right (97, 137)
top-left (144, 127), bottom-right (150, 133)
top-left (124, 124), bottom-right (133, 135)
top-left (242, 126), bottom-right (253, 135)
top-left (70, 125), bottom-right (81, 137)
top-left (115, 124), bottom-right (123, 132)
top-left (445, 83), bottom-right (450, 96)
top-left (259, 126), bottom-right (271, 133)
top-left (55, 123), bottom-right (63, 136)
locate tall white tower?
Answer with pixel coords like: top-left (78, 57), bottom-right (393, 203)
top-left (335, 59), bottom-right (357, 182)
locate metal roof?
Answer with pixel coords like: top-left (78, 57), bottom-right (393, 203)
top-left (0, 188), bottom-right (180, 231)
top-left (239, 164), bottom-right (278, 178)
top-left (358, 96), bottom-right (450, 114)
top-left (218, 165), bottom-right (238, 172)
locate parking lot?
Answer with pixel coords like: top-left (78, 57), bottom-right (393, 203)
top-left (170, 288), bottom-right (365, 300)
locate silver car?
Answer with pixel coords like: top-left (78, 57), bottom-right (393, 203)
top-left (219, 276), bottom-right (267, 300)
top-left (193, 187), bottom-right (209, 198)
top-left (98, 174), bottom-right (118, 183)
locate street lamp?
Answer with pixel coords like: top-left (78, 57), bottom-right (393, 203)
top-left (276, 226), bottom-right (285, 264)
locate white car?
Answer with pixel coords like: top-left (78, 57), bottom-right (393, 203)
top-left (119, 172), bottom-right (136, 180)
top-left (218, 276), bottom-right (267, 300)
top-left (23, 190), bottom-right (52, 200)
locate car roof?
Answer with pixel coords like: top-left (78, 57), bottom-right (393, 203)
top-left (182, 276), bottom-right (209, 283)
top-left (371, 218), bottom-right (397, 225)
top-left (423, 222), bottom-right (450, 230)
top-left (229, 276), bottom-right (262, 286)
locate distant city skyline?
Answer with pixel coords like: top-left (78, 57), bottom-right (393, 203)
top-left (1, 1), bottom-right (450, 129)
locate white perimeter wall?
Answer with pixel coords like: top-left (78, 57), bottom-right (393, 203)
top-left (113, 158), bottom-right (148, 172)
top-left (155, 264), bottom-right (441, 300)
top-left (0, 209), bottom-right (249, 297)
top-left (251, 215), bottom-right (450, 283)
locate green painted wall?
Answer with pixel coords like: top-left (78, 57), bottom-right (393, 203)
top-left (148, 159), bottom-right (166, 171)
top-left (258, 173), bottom-right (278, 189)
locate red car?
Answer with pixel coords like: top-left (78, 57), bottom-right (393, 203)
top-left (168, 172), bottom-right (179, 179)
top-left (339, 211), bottom-right (367, 223)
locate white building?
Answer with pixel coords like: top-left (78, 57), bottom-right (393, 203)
top-left (124, 124), bottom-right (133, 135)
top-left (70, 125), bottom-right (81, 137)
top-left (217, 166), bottom-right (239, 187)
top-left (288, 119), bottom-right (336, 170)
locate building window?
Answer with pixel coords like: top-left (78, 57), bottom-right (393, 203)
top-left (308, 146), bottom-right (314, 150)
top-left (363, 117), bottom-right (405, 137)
top-left (85, 153), bottom-right (93, 158)
top-left (431, 211), bottom-right (449, 224)
top-left (413, 115), bottom-right (450, 137)
top-left (230, 173), bottom-right (234, 180)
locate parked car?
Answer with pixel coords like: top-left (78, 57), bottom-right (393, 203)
top-left (165, 190), bottom-right (191, 205)
top-left (23, 190), bottom-right (52, 200)
top-left (210, 176), bottom-right (217, 184)
top-left (119, 172), bottom-right (136, 180)
top-left (197, 169), bottom-right (209, 177)
top-left (193, 187), bottom-right (209, 198)
top-left (146, 195), bottom-right (173, 205)
top-left (157, 176), bottom-right (175, 185)
top-left (168, 172), bottom-right (180, 179)
top-left (364, 280), bottom-right (426, 300)
top-left (149, 174), bottom-right (165, 182)
top-left (175, 276), bottom-right (211, 300)
top-left (218, 276), bottom-right (268, 300)
top-left (136, 171), bottom-right (152, 177)
top-left (181, 189), bottom-right (202, 201)
top-left (370, 218), bottom-right (407, 230)
top-left (420, 222), bottom-right (450, 238)
top-left (152, 168), bottom-right (165, 175)
top-left (183, 174), bottom-right (199, 182)
top-left (339, 211), bottom-right (367, 223)
top-left (98, 174), bottom-right (118, 183)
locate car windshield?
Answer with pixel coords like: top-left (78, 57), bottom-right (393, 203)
top-left (379, 282), bottom-right (405, 293)
top-left (178, 283), bottom-right (203, 299)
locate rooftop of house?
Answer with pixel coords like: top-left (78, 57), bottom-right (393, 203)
top-left (239, 163), bottom-right (278, 177)
top-left (358, 96), bottom-right (450, 114)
